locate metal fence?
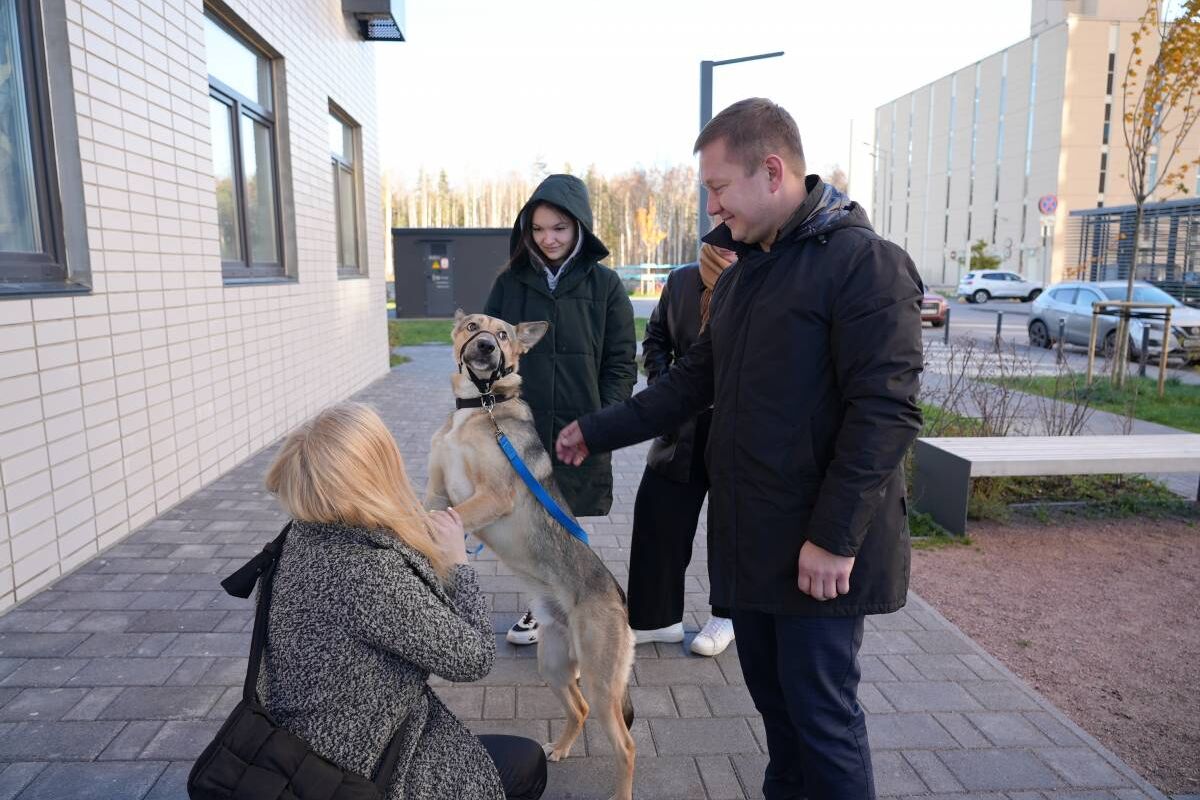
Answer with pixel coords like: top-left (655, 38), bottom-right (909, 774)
top-left (1065, 197), bottom-right (1200, 304)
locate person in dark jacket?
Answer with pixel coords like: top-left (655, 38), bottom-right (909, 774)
top-left (557, 99), bottom-right (923, 800)
top-left (484, 173), bottom-right (637, 646)
top-left (630, 243), bottom-right (738, 657)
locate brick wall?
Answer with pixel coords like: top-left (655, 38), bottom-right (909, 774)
top-left (0, 0), bottom-right (390, 609)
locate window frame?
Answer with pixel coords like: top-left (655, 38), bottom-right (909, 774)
top-left (329, 105), bottom-right (365, 278)
top-left (0, 0), bottom-right (90, 297)
top-left (205, 8), bottom-right (289, 284)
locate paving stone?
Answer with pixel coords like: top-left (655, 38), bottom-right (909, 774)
top-left (858, 682), bottom-right (896, 714)
top-left (163, 656), bottom-right (215, 686)
top-left (98, 720), bottom-right (166, 760)
top-left (0, 612), bottom-right (67, 633)
top-left (910, 629), bottom-right (977, 654)
top-left (0, 762), bottom-right (48, 800)
top-left (902, 749), bottom-right (965, 793)
top-left (0, 633), bottom-right (88, 657)
top-left (466, 718), bottom-right (549, 743)
top-left (40, 592), bottom-right (136, 611)
top-left (143, 761), bottom-right (191, 800)
top-left (99, 686), bottom-right (223, 720)
top-left (860, 655), bottom-right (898, 682)
top-left (958, 653), bottom-right (1006, 681)
top-left (866, 713), bottom-right (958, 749)
top-left (584, 717), bottom-right (654, 757)
top-left (140, 720), bottom-right (223, 760)
top-left (69, 611), bottom-right (145, 633)
top-left (940, 749), bottom-right (1064, 791)
top-left (1037, 748), bottom-right (1129, 789)
top-left (635, 658), bottom-right (727, 686)
top-left (934, 712), bottom-right (991, 748)
top-left (544, 755), bottom-right (705, 799)
top-left (1025, 711), bottom-right (1087, 747)
top-left (961, 680), bottom-right (1044, 711)
top-left (873, 750), bottom-right (927, 796)
top-left (0, 688), bottom-right (89, 721)
top-left (67, 656), bottom-right (186, 687)
top-left (195, 657), bottom-right (248, 686)
top-left (908, 653), bottom-right (981, 681)
top-left (877, 681), bottom-right (985, 712)
top-left (461, 659), bottom-right (545, 686)
top-left (696, 755), bottom-right (746, 800)
top-left (861, 631), bottom-right (923, 655)
top-left (160, 632), bottom-right (249, 657)
top-left (68, 632), bottom-right (157, 657)
top-left (966, 712), bottom-right (1054, 747)
top-left (671, 685), bottom-right (712, 718)
top-left (0, 720), bottom-right (123, 759)
top-left (628, 686), bottom-right (676, 718)
top-left (649, 718), bottom-right (759, 756)
top-left (871, 609), bottom-right (925, 631)
top-left (880, 654), bottom-right (926, 681)
top-left (483, 686), bottom-right (515, 719)
top-left (126, 610), bottom-right (229, 633)
top-left (0, 658), bottom-right (88, 688)
top-left (432, 685), bottom-right (485, 720)
top-left (701, 685), bottom-right (757, 717)
top-left (62, 687), bottom-right (122, 720)
top-left (730, 753), bottom-right (769, 800)
top-left (205, 686), bottom-right (242, 720)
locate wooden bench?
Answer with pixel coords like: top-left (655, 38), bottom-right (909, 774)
top-left (911, 435), bottom-right (1200, 535)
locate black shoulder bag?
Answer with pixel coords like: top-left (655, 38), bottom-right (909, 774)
top-left (188, 522), bottom-right (406, 799)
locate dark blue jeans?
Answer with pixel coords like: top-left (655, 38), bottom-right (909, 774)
top-left (731, 610), bottom-right (874, 800)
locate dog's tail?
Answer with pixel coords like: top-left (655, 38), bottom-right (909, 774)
top-left (622, 685), bottom-right (635, 729)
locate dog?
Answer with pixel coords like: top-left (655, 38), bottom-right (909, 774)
top-left (425, 310), bottom-right (636, 800)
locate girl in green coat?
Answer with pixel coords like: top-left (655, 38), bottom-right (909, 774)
top-left (484, 173), bottom-right (636, 645)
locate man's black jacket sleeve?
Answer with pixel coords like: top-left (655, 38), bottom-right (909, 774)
top-left (806, 240), bottom-right (924, 557)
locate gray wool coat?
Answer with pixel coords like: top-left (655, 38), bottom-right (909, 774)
top-left (261, 520), bottom-right (504, 800)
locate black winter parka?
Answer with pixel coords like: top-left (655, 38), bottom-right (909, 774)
top-left (578, 177), bottom-right (924, 616)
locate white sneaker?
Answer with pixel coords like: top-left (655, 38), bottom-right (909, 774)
top-left (690, 617), bottom-right (735, 657)
top-left (633, 622), bottom-right (685, 645)
top-left (506, 610), bottom-right (539, 645)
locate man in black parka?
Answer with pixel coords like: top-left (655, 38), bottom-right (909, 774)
top-left (557, 99), bottom-right (924, 799)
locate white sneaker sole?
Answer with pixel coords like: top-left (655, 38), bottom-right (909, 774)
top-left (689, 635), bottom-right (732, 657)
top-left (506, 631), bottom-right (538, 645)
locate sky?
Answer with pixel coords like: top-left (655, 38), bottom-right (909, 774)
top-left (375, 0), bottom-right (1033, 203)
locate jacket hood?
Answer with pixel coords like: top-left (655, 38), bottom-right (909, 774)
top-left (703, 175), bottom-right (871, 256)
top-left (509, 173), bottom-right (609, 264)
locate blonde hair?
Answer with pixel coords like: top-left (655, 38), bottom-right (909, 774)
top-left (265, 402), bottom-right (451, 578)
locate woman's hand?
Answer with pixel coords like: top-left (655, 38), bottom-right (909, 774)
top-left (428, 507), bottom-right (468, 566)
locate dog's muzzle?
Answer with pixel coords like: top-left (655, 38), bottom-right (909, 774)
top-left (458, 330), bottom-right (512, 394)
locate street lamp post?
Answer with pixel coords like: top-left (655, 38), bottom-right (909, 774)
top-left (697, 51), bottom-right (784, 239)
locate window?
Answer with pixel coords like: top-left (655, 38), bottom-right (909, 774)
top-left (329, 108), bottom-right (363, 276)
top-left (1, 0), bottom-right (89, 295)
top-left (1050, 288), bottom-right (1077, 304)
top-left (205, 11), bottom-right (285, 281)
top-left (1076, 289), bottom-right (1103, 307)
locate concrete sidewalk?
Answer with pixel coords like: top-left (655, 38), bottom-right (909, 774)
top-left (0, 346), bottom-right (1169, 799)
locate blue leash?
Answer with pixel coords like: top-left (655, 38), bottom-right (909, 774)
top-left (469, 397), bottom-right (589, 547)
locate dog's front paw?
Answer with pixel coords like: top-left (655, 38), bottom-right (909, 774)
top-left (542, 741), bottom-right (572, 762)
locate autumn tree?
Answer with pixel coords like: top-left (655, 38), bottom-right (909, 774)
top-left (636, 197), bottom-right (668, 263)
top-left (1114, 0), bottom-right (1200, 381)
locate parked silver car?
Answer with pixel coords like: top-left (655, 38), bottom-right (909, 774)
top-left (1027, 280), bottom-right (1200, 362)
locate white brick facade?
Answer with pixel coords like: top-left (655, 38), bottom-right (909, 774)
top-left (0, 0), bottom-right (390, 609)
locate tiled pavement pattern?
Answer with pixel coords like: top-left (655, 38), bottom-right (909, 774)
top-left (0, 345), bottom-right (1169, 799)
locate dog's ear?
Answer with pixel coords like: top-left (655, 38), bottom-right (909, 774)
top-left (515, 321), bottom-right (549, 353)
top-left (453, 308), bottom-right (466, 323)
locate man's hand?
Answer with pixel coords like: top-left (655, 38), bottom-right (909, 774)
top-left (796, 541), bottom-right (854, 601)
top-left (555, 421), bottom-right (590, 466)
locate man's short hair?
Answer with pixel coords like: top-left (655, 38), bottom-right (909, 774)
top-left (694, 98), bottom-right (806, 176)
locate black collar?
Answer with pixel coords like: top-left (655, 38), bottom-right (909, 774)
top-left (455, 392), bottom-right (516, 410)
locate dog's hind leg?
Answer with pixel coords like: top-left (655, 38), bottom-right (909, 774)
top-left (424, 455), bottom-right (450, 511)
top-left (537, 619), bottom-right (587, 762)
top-left (574, 606), bottom-right (636, 800)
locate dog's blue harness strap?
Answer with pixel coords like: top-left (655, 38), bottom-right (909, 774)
top-left (496, 433), bottom-right (590, 545)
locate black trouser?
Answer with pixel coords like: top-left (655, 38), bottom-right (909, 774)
top-left (627, 414), bottom-right (730, 630)
top-left (479, 734), bottom-right (547, 800)
top-left (731, 610), bottom-right (874, 800)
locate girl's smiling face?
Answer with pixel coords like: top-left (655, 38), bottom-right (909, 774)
top-left (530, 204), bottom-right (576, 263)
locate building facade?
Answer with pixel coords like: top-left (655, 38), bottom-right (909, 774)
top-left (873, 0), bottom-right (1200, 287)
top-left (0, 0), bottom-right (401, 610)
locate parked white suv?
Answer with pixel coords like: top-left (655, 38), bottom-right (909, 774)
top-left (957, 271), bottom-right (1043, 304)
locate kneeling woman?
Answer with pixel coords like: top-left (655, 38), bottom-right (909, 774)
top-left (262, 402), bottom-right (546, 800)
